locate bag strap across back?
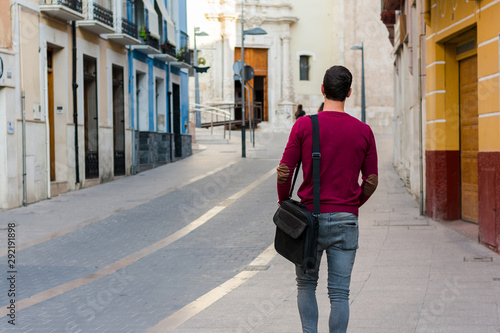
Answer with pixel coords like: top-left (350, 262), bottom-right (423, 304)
top-left (288, 115), bottom-right (321, 216)
top-left (311, 115), bottom-right (320, 216)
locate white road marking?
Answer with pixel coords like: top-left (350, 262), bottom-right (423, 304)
top-left (145, 244), bottom-right (277, 333)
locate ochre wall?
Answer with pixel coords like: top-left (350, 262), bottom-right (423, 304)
top-left (0, 2), bottom-right (12, 49)
top-left (425, 0), bottom-right (500, 252)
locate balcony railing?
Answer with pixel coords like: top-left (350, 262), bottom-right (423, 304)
top-left (41, 0), bottom-right (83, 13)
top-left (93, 3), bottom-right (113, 27)
top-left (161, 42), bottom-right (176, 58)
top-left (122, 18), bottom-right (138, 39)
top-left (78, 0), bottom-right (114, 34)
top-left (177, 31), bottom-right (191, 64)
top-left (139, 28), bottom-right (160, 50)
top-left (105, 0), bottom-right (139, 44)
top-left (121, 0), bottom-right (138, 38)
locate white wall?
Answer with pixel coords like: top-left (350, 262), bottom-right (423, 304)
top-left (153, 65), bottom-right (166, 132)
top-left (134, 59), bottom-right (149, 132)
top-left (290, 0), bottom-right (342, 113)
top-left (392, 2), bottom-right (425, 201)
top-left (0, 86), bottom-right (19, 208)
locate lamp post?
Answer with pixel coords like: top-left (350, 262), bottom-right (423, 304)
top-left (240, 0), bottom-right (267, 158)
top-left (351, 42), bottom-right (365, 123)
top-left (194, 27), bottom-right (208, 128)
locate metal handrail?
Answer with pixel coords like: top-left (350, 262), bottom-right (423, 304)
top-left (191, 103), bottom-right (231, 117)
top-left (189, 104), bottom-right (233, 139)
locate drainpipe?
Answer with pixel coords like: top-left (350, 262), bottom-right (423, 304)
top-left (72, 21), bottom-right (80, 184)
top-left (419, 5), bottom-right (425, 216)
top-left (21, 91), bottom-right (27, 205)
top-left (418, 58), bottom-right (424, 215)
top-left (167, 63), bottom-right (173, 162)
top-left (18, 3), bottom-right (27, 205)
top-left (41, 38), bottom-right (51, 199)
top-left (130, 47), bottom-right (136, 175)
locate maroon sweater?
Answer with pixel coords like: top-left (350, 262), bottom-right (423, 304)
top-left (277, 111), bottom-right (378, 215)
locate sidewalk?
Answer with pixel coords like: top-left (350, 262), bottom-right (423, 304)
top-left (172, 134), bottom-right (500, 333)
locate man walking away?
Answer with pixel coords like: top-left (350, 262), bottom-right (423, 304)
top-left (276, 65), bottom-right (378, 333)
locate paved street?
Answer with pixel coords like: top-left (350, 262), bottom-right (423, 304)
top-left (1, 127), bottom-right (500, 333)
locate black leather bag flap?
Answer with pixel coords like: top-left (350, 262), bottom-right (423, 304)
top-left (273, 200), bottom-right (309, 239)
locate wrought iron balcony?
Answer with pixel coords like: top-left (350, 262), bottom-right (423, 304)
top-left (143, 32), bottom-right (160, 50)
top-left (105, 0), bottom-right (140, 45)
top-left (162, 42), bottom-right (176, 58)
top-left (154, 41), bottom-right (177, 62)
top-left (122, 19), bottom-right (138, 39)
top-left (107, 17), bottom-right (140, 45)
top-left (177, 31), bottom-right (191, 64)
top-left (93, 3), bottom-right (113, 27)
top-left (41, 0), bottom-right (82, 12)
top-left (78, 1), bottom-right (114, 34)
top-left (40, 0), bottom-right (85, 21)
top-left (132, 27), bottom-right (161, 54)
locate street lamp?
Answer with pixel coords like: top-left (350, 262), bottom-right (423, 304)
top-left (351, 42), bottom-right (366, 123)
top-left (240, 1), bottom-right (267, 158)
top-left (194, 27), bottom-right (209, 128)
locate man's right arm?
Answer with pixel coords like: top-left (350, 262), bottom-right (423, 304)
top-left (359, 129), bottom-right (378, 207)
top-left (277, 120), bottom-right (303, 203)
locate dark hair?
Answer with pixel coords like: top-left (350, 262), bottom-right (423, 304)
top-left (294, 104), bottom-right (304, 118)
top-left (322, 66), bottom-right (352, 101)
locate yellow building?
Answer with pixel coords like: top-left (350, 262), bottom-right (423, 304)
top-left (425, 0), bottom-right (500, 250)
top-left (425, 0), bottom-right (500, 251)
top-left (382, 0), bottom-right (500, 253)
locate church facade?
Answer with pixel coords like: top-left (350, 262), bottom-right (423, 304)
top-left (187, 0), bottom-right (394, 133)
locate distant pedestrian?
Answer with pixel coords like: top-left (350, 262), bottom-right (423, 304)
top-left (318, 102), bottom-right (324, 112)
top-left (295, 104), bottom-right (306, 120)
top-left (277, 65), bottom-right (378, 333)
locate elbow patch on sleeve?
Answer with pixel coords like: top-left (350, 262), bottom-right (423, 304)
top-left (277, 163), bottom-right (291, 184)
top-left (362, 174), bottom-right (378, 196)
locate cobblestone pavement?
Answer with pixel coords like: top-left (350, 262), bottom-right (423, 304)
top-left (1, 128), bottom-right (500, 333)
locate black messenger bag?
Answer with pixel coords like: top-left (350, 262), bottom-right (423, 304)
top-left (273, 114), bottom-right (320, 273)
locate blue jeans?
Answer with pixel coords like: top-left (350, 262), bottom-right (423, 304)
top-left (296, 212), bottom-right (358, 333)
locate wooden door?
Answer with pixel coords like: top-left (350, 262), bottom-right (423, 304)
top-left (235, 48), bottom-right (268, 121)
top-left (459, 55), bottom-right (478, 223)
top-left (47, 49), bottom-right (55, 181)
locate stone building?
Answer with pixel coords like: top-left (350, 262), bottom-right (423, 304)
top-left (382, 0), bottom-right (427, 205)
top-left (187, 0), bottom-right (394, 133)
